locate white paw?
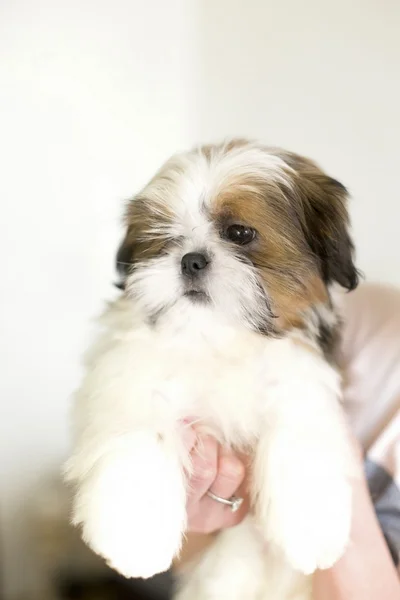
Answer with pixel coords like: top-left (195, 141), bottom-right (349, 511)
top-left (71, 432), bottom-right (187, 579)
top-left (263, 473), bottom-right (352, 575)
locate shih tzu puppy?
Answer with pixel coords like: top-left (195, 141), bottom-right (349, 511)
top-left (65, 139), bottom-right (359, 600)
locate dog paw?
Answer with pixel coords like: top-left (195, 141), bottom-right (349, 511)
top-left (264, 474), bottom-right (352, 575)
top-left (71, 432), bottom-right (187, 579)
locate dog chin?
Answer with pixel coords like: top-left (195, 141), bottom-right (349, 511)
top-left (183, 289), bottom-right (210, 303)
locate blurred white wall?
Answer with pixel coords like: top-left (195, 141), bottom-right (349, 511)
top-left (0, 1), bottom-right (198, 597)
top-left (0, 0), bottom-right (399, 597)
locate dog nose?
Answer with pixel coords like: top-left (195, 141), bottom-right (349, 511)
top-left (181, 252), bottom-right (208, 277)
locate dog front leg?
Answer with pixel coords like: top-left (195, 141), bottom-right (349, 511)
top-left (252, 359), bottom-right (356, 575)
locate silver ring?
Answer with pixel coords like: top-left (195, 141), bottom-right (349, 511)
top-left (206, 490), bottom-right (244, 513)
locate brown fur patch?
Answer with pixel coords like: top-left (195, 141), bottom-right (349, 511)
top-left (275, 151), bottom-right (358, 291)
top-left (209, 171), bottom-right (328, 331)
top-left (203, 141), bottom-right (357, 331)
top-left (116, 196), bottom-right (174, 282)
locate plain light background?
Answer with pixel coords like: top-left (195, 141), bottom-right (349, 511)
top-left (0, 0), bottom-right (399, 597)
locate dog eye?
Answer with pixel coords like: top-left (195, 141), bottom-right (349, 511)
top-left (225, 224), bottom-right (256, 245)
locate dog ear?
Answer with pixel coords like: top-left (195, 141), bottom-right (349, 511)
top-left (285, 154), bottom-right (359, 291)
top-left (114, 195), bottom-right (166, 290)
top-left (115, 228), bottom-right (135, 290)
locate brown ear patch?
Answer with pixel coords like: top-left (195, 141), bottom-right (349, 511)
top-left (115, 197), bottom-right (173, 287)
top-left (277, 152), bottom-right (359, 291)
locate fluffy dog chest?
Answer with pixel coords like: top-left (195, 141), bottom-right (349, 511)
top-left (108, 313), bottom-right (290, 445)
top-left (87, 300), bottom-right (325, 447)
top-left (156, 337), bottom-right (268, 443)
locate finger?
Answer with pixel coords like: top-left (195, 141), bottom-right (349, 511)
top-left (210, 448), bottom-right (245, 500)
top-left (199, 449), bottom-right (247, 530)
top-left (187, 436), bottom-right (218, 506)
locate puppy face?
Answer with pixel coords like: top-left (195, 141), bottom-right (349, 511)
top-left (117, 140), bottom-right (358, 333)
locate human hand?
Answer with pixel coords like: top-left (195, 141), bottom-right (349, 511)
top-left (185, 430), bottom-right (249, 534)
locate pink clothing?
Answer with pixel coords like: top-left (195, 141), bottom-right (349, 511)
top-left (340, 282), bottom-right (400, 565)
top-left (341, 283), bottom-right (400, 460)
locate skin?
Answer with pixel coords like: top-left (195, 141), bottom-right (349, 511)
top-left (175, 430), bottom-right (400, 599)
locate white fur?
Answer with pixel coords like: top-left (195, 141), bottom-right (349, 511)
top-left (66, 143), bottom-right (356, 599)
top-left (66, 298), bottom-right (355, 600)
